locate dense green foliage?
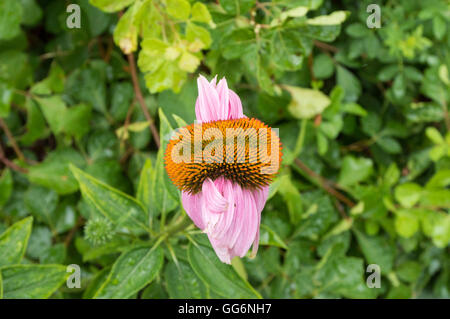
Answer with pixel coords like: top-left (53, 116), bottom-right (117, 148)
top-left (0, 0), bottom-right (449, 299)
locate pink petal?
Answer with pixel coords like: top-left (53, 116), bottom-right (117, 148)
top-left (216, 78), bottom-right (230, 120)
top-left (201, 178), bottom-right (228, 232)
top-left (250, 186), bottom-right (269, 257)
top-left (195, 75), bottom-right (221, 123)
top-left (195, 75), bottom-right (244, 122)
top-left (227, 89), bottom-right (244, 120)
top-left (181, 191), bottom-right (204, 229)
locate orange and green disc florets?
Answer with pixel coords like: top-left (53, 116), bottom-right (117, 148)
top-left (165, 118), bottom-right (283, 194)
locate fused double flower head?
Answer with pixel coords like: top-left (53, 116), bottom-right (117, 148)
top-left (165, 75), bottom-right (282, 263)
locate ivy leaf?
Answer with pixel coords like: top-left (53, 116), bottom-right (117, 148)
top-left (0, 0), bottom-right (23, 40)
top-left (284, 85), bottom-right (331, 119)
top-left (89, 0), bottom-right (135, 13)
top-left (307, 11), bottom-right (349, 25)
top-left (338, 155), bottom-right (373, 187)
top-left (337, 66), bottom-right (361, 102)
top-left (28, 148), bottom-right (85, 195)
top-left (166, 0), bottom-right (191, 20)
top-left (191, 2), bottom-right (213, 24)
top-left (353, 229), bottom-right (395, 273)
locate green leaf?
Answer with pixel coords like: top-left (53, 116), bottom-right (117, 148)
top-left (63, 103), bottom-right (92, 140)
top-left (0, 82), bottom-right (13, 118)
top-left (396, 261), bottom-right (422, 283)
top-left (278, 174), bottom-right (303, 224)
top-left (338, 155), bottom-right (373, 187)
top-left (395, 209), bottom-right (420, 238)
top-left (432, 16), bottom-right (446, 40)
top-left (259, 224), bottom-right (288, 249)
top-left (307, 11), bottom-right (349, 25)
top-left (26, 226), bottom-right (51, 260)
top-left (376, 136), bottom-right (402, 154)
top-left (188, 241), bottom-right (261, 299)
top-left (313, 53), bottom-right (335, 79)
top-left (89, 0), bottom-right (135, 13)
top-left (314, 247), bottom-right (377, 298)
top-left (0, 217), bottom-right (33, 267)
top-left (426, 127), bottom-right (445, 144)
top-left (70, 165), bottom-right (149, 234)
top-left (166, 0), bottom-right (191, 20)
top-left (219, 0), bottom-right (255, 15)
top-left (426, 170), bottom-right (450, 189)
top-left (284, 85), bottom-right (331, 119)
top-left (28, 148), bottom-right (85, 195)
top-left (354, 229), bottom-right (395, 273)
top-left (0, 0), bottom-right (23, 40)
top-left (35, 95), bottom-right (66, 134)
top-left (20, 97), bottom-right (48, 145)
top-left (270, 30), bottom-right (305, 71)
top-left (113, 0), bottom-right (144, 54)
top-left (221, 29), bottom-right (256, 60)
top-left (186, 22), bottom-right (211, 49)
top-left (19, 0), bottom-right (42, 27)
top-left (94, 246), bottom-right (163, 298)
top-left (1, 264), bottom-right (67, 299)
top-left (66, 67), bottom-right (107, 113)
top-left (394, 183), bottom-right (422, 208)
top-left (191, 2), bottom-right (212, 24)
top-left (336, 66), bottom-right (361, 102)
top-left (165, 260), bottom-right (207, 298)
top-left (24, 185), bottom-right (58, 226)
top-left (0, 169), bottom-right (13, 207)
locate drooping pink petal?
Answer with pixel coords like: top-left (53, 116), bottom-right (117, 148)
top-left (181, 191), bottom-right (204, 230)
top-left (200, 178), bottom-right (228, 233)
top-left (201, 180), bottom-right (263, 264)
top-left (250, 186), bottom-right (269, 257)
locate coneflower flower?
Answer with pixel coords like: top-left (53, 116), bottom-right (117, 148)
top-left (165, 75), bottom-right (282, 264)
